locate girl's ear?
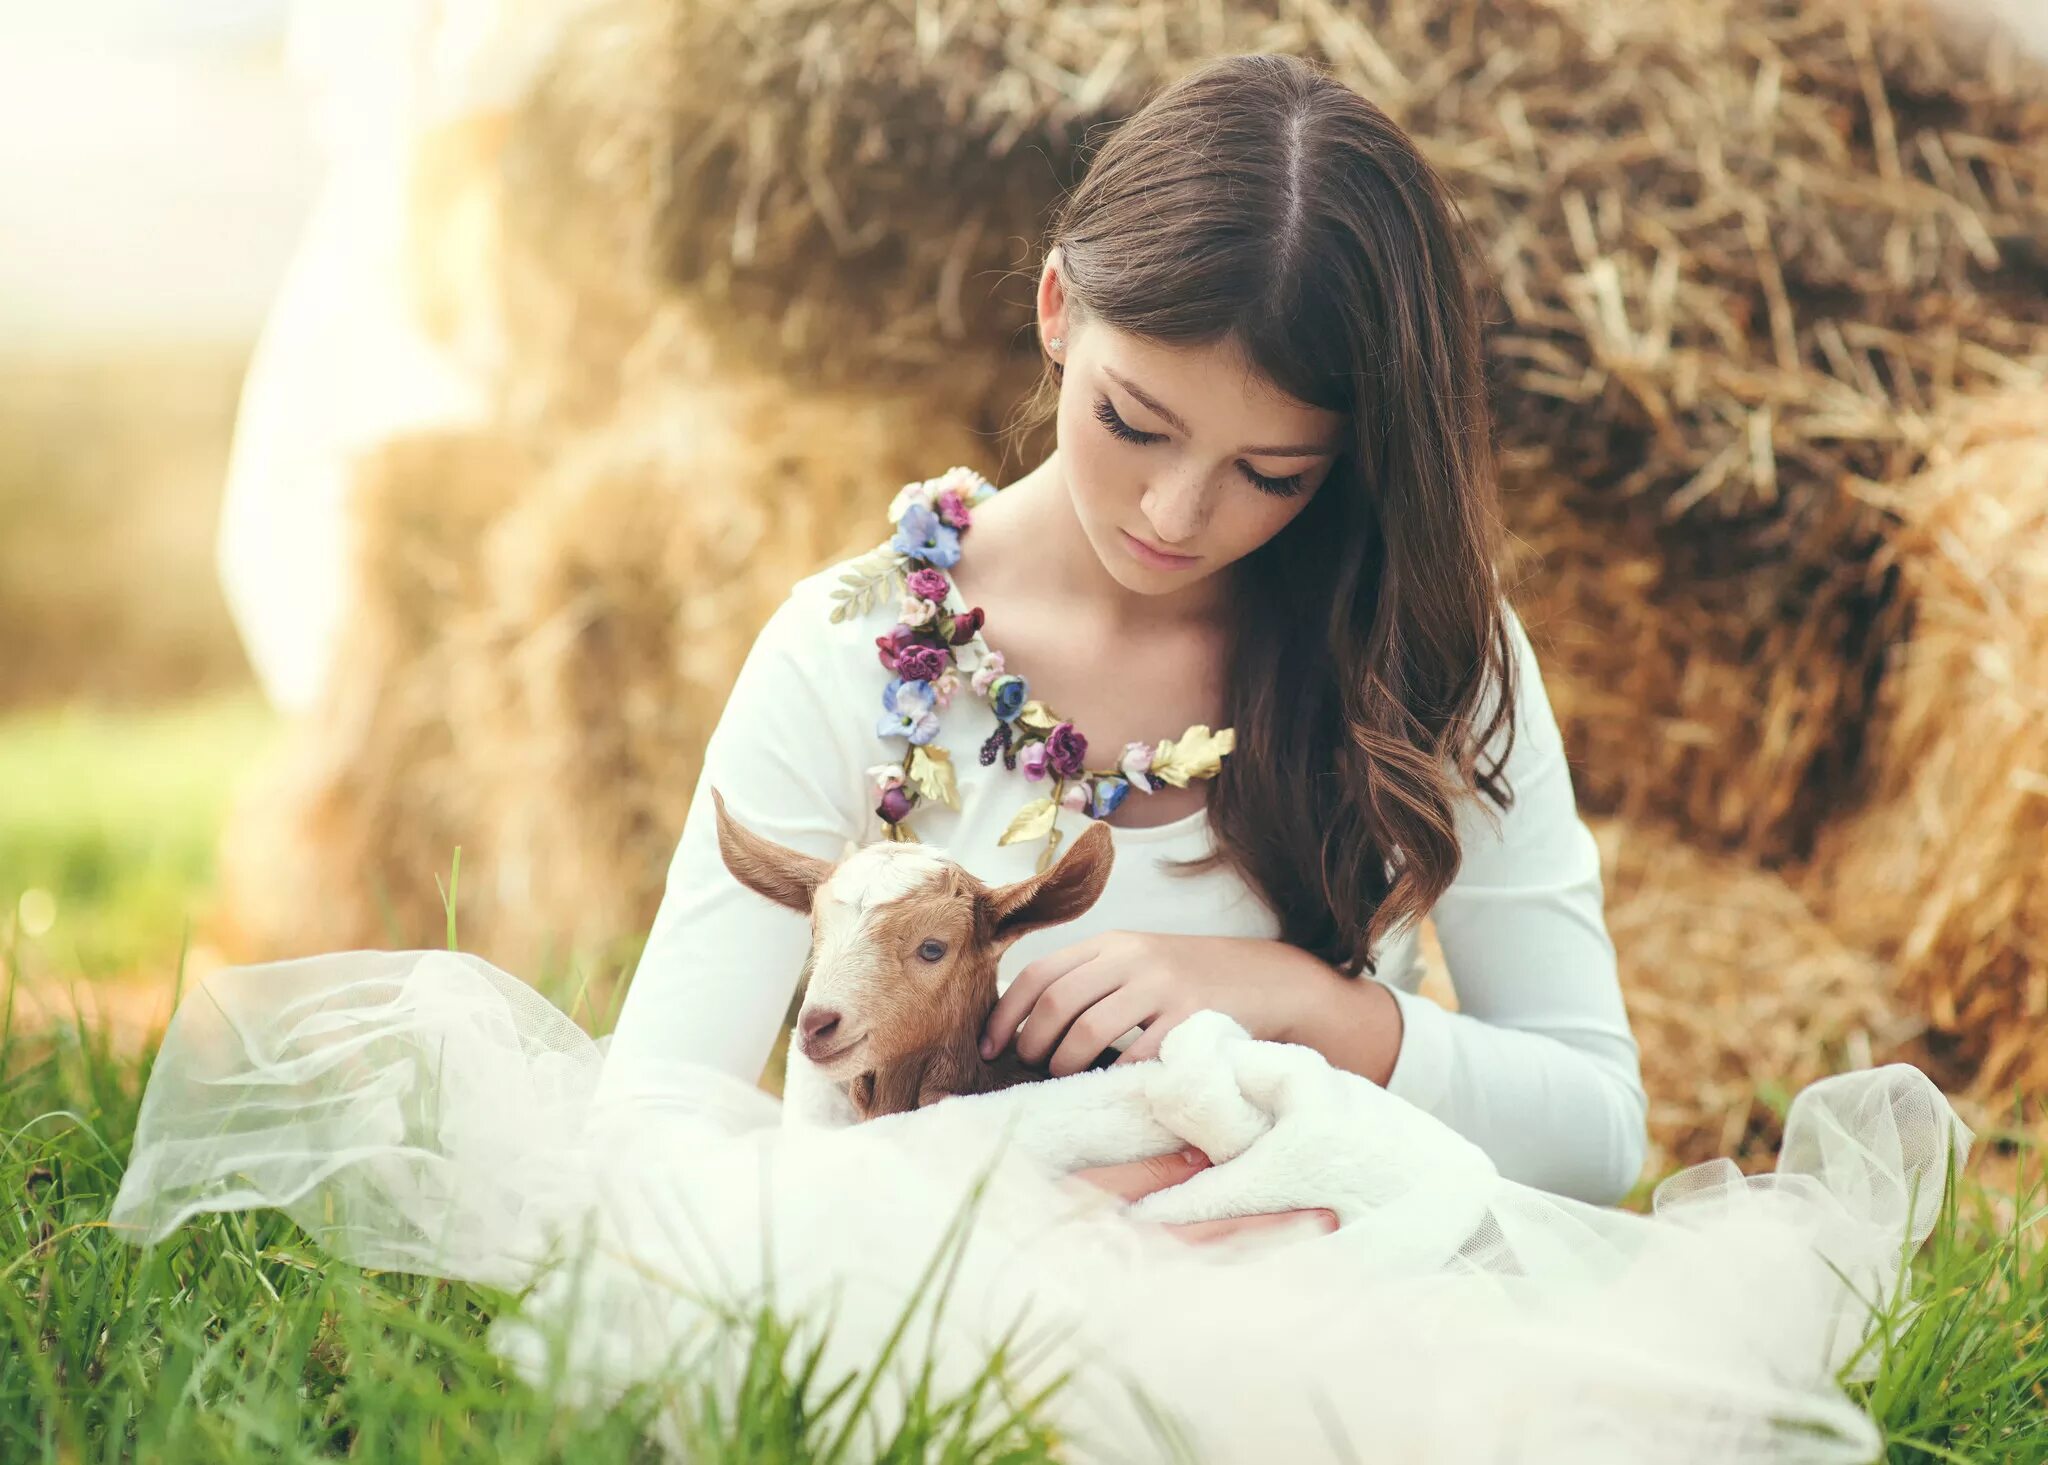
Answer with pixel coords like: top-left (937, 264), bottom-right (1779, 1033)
top-left (1037, 247), bottom-right (1068, 350)
top-left (711, 786), bottom-right (834, 913)
top-left (985, 820), bottom-right (1114, 948)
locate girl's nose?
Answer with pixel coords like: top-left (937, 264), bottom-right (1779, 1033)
top-left (1140, 477), bottom-right (1210, 545)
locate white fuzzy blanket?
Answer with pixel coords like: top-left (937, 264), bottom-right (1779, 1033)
top-left (784, 1013), bottom-right (1502, 1273)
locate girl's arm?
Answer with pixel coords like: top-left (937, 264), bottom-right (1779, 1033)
top-left (592, 580), bottom-right (872, 1116)
top-left (1365, 604), bottom-right (1649, 1205)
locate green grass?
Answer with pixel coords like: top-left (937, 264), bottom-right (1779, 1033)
top-left (0, 690), bottom-right (274, 974)
top-left (0, 959), bottom-right (1081, 1464)
top-left (1, 696), bottom-right (2044, 1461)
top-left (1, 985), bottom-right (2041, 1463)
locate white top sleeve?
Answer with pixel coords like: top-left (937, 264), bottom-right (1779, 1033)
top-left (1374, 606), bottom-right (1649, 1204)
top-left (591, 578), bottom-right (871, 1114)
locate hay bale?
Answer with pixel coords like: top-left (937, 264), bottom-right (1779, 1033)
top-left (1800, 386), bottom-right (2048, 1103)
top-left (1593, 816), bottom-right (1922, 1171)
top-left (491, 0), bottom-right (2045, 857)
top-left (1504, 466), bottom-right (1906, 860)
top-left (220, 336), bottom-right (1001, 966)
top-left (231, 0), bottom-right (2048, 1059)
top-left (507, 0), bottom-right (2048, 479)
top-left (446, 371), bottom-right (997, 962)
top-left (217, 429), bottom-right (530, 959)
top-left (1404, 813), bottom-right (1918, 1173)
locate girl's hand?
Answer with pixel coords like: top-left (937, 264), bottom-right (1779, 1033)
top-left (1068, 1144), bottom-right (1338, 1245)
top-left (980, 931), bottom-right (1316, 1076)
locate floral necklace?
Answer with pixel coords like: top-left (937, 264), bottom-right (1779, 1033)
top-left (827, 465), bottom-right (1236, 873)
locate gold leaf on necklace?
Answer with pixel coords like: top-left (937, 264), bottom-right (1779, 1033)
top-left (997, 797), bottom-right (1059, 846)
top-left (1015, 699), bottom-right (1060, 732)
top-left (827, 542), bottom-right (905, 623)
top-left (1035, 825), bottom-right (1065, 874)
top-left (1148, 725), bottom-right (1237, 787)
top-left (907, 743), bottom-right (961, 809)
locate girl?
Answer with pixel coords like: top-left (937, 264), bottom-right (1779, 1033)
top-left (595, 51), bottom-right (1648, 1225)
top-left (109, 54), bottom-right (1967, 1457)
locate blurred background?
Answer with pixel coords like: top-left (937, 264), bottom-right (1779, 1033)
top-left (1, 0), bottom-right (2043, 1181)
top-left (0, 3), bottom-right (309, 1024)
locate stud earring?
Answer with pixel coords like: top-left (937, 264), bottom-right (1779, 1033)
top-left (1047, 335), bottom-right (1064, 354)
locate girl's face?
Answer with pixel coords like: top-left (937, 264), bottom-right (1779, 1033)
top-left (1040, 261), bottom-right (1347, 597)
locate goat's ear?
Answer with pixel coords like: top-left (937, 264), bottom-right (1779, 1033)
top-left (711, 786), bottom-right (834, 913)
top-left (985, 820), bottom-right (1114, 947)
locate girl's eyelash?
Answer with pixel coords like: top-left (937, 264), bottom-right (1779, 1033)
top-left (1091, 395), bottom-right (1307, 499)
top-left (1246, 467), bottom-right (1306, 497)
top-left (1092, 395), bottom-right (1161, 445)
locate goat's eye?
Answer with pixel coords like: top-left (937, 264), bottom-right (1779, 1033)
top-left (917, 939), bottom-right (947, 962)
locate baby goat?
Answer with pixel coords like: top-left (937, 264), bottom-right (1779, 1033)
top-left (710, 786), bottom-right (1115, 1120)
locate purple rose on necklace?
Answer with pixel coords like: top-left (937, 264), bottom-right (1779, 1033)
top-left (893, 642), bottom-right (951, 684)
top-left (875, 624), bottom-right (923, 673)
top-left (946, 606), bottom-right (985, 645)
top-left (906, 567), bottom-right (950, 603)
top-left (877, 784), bottom-right (914, 824)
top-left (891, 504), bottom-right (961, 568)
top-left (1017, 741), bottom-right (1049, 781)
top-left (1044, 721), bottom-right (1088, 779)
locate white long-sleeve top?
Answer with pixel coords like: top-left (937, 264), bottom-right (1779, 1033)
top-left (596, 547), bottom-right (1650, 1205)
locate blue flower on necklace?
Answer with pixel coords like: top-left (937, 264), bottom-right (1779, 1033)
top-left (877, 676), bottom-right (941, 744)
top-left (891, 503), bottom-right (961, 568)
top-left (1087, 777), bottom-right (1130, 820)
top-left (988, 673), bottom-right (1028, 723)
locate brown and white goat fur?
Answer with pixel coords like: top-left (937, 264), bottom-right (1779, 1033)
top-left (710, 786), bottom-right (1115, 1122)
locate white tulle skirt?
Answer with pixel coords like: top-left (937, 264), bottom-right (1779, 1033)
top-left (110, 950), bottom-right (1969, 1463)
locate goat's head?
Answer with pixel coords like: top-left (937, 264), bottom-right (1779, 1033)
top-left (710, 786), bottom-right (1115, 1082)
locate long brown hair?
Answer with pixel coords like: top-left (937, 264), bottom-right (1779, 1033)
top-left (1006, 52), bottom-right (1520, 978)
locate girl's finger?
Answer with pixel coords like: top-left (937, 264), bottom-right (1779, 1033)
top-left (1046, 986), bottom-right (1158, 1078)
top-left (1068, 1146), bottom-right (1211, 1202)
top-left (981, 937), bottom-right (1101, 1058)
top-left (1159, 1209), bottom-right (1338, 1245)
top-left (1110, 1017), bottom-right (1174, 1066)
top-left (1008, 960), bottom-right (1127, 1068)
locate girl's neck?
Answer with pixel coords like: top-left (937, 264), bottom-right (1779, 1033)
top-left (985, 453), bottom-right (1232, 635)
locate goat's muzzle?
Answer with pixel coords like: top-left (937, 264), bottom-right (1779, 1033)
top-left (797, 1005), bottom-right (866, 1068)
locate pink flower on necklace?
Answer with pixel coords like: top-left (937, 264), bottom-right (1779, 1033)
top-left (1119, 740), bottom-right (1156, 793)
top-left (935, 487), bottom-right (972, 530)
top-left (1059, 782), bottom-right (1090, 812)
top-left (900, 593), bottom-right (940, 628)
top-left (931, 668), bottom-right (961, 708)
top-left (970, 650), bottom-right (1007, 696)
top-left (1018, 741), bottom-right (1049, 781)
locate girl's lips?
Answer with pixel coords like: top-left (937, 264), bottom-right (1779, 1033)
top-left (1121, 529), bottom-right (1200, 570)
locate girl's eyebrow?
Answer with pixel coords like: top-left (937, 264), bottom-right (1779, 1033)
top-left (1101, 365), bottom-right (1340, 457)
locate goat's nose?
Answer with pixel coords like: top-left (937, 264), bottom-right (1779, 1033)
top-left (800, 1007), bottom-right (842, 1045)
